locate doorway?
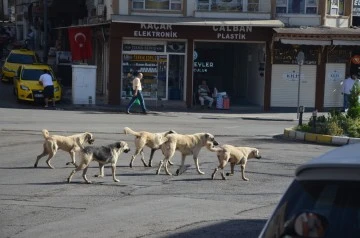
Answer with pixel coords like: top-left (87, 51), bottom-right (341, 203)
top-left (168, 55), bottom-right (184, 100)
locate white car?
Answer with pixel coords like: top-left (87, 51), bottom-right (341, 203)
top-left (259, 143), bottom-right (360, 238)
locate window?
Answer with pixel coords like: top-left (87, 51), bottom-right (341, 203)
top-left (276, 0), bottom-right (318, 14)
top-left (132, 0), bottom-right (183, 11)
top-left (262, 180), bottom-right (360, 238)
top-left (248, 0), bottom-right (259, 12)
top-left (197, 0), bottom-right (259, 12)
top-left (327, 0), bottom-right (344, 15)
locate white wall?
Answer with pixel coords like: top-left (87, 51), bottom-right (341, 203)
top-left (324, 63), bottom-right (346, 108)
top-left (277, 15), bottom-right (321, 26)
top-left (325, 18), bottom-right (350, 27)
top-left (271, 65), bottom-right (316, 107)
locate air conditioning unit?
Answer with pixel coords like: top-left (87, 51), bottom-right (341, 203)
top-left (97, 4), bottom-right (104, 16)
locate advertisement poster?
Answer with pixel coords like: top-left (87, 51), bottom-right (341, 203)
top-left (122, 54), bottom-right (167, 99)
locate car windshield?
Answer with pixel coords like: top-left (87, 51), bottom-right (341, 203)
top-left (21, 69), bottom-right (54, 81)
top-left (262, 180), bottom-right (360, 238)
top-left (7, 53), bottom-right (35, 64)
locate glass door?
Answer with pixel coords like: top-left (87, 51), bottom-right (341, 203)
top-left (168, 55), bottom-right (184, 100)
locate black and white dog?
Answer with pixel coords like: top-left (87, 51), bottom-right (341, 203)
top-left (67, 141), bottom-right (130, 184)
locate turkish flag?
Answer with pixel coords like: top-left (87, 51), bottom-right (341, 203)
top-left (68, 27), bottom-right (93, 61)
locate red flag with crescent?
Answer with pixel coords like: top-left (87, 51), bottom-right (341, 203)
top-left (68, 27), bottom-right (93, 61)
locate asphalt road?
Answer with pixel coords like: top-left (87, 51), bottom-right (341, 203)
top-left (0, 104), bottom-right (336, 238)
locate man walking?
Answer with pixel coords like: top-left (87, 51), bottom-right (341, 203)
top-left (126, 72), bottom-right (148, 114)
top-left (39, 69), bottom-right (55, 108)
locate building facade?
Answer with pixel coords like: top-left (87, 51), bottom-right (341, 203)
top-left (11, 0), bottom-right (360, 111)
top-left (109, 0), bottom-right (283, 109)
top-left (108, 0), bottom-right (360, 111)
top-left (271, 0), bottom-right (360, 111)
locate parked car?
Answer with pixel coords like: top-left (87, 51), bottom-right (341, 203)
top-left (1, 49), bottom-right (40, 82)
top-left (13, 64), bottom-right (62, 103)
top-left (259, 143), bottom-right (360, 238)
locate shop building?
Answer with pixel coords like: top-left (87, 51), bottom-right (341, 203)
top-left (270, 0), bottom-right (360, 111)
top-left (108, 0), bottom-right (283, 109)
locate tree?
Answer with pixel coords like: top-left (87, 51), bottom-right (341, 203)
top-left (347, 80), bottom-right (360, 119)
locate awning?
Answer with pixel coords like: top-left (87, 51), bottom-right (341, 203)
top-left (280, 39), bottom-right (332, 45)
top-left (54, 22), bottom-right (110, 30)
top-left (333, 40), bottom-right (360, 46)
top-left (111, 15), bottom-right (284, 27)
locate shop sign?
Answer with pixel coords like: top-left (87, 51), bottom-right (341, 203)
top-left (351, 55), bottom-right (360, 65)
top-left (282, 70), bottom-right (304, 81)
top-left (123, 44), bottom-right (165, 52)
top-left (328, 70), bottom-right (341, 81)
top-left (212, 25), bottom-right (252, 40)
top-left (194, 62), bottom-right (215, 73)
top-left (193, 50), bottom-right (215, 73)
top-left (133, 24), bottom-right (178, 38)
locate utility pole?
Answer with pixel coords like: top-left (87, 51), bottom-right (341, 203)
top-left (43, 0), bottom-right (48, 63)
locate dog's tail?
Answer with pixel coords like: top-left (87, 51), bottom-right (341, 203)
top-left (124, 127), bottom-right (141, 137)
top-left (205, 141), bottom-right (223, 152)
top-left (42, 129), bottom-right (50, 139)
top-left (49, 139), bottom-right (58, 152)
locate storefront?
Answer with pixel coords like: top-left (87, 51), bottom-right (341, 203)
top-left (108, 16), bottom-right (284, 109)
top-left (272, 27), bottom-right (360, 111)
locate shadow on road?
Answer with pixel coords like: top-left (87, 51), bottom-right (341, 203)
top-left (161, 219), bottom-right (266, 238)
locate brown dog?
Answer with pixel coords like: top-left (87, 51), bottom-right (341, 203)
top-left (207, 143), bottom-right (261, 181)
top-left (35, 129), bottom-right (94, 169)
top-left (124, 127), bottom-right (176, 167)
top-left (156, 133), bottom-right (218, 176)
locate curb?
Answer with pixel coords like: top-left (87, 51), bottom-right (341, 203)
top-left (283, 128), bottom-right (360, 146)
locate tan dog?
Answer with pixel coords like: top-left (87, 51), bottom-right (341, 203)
top-left (124, 127), bottom-right (176, 167)
top-left (207, 143), bottom-right (261, 181)
top-left (35, 129), bottom-right (95, 169)
top-left (156, 133), bottom-right (218, 176)
top-left (67, 141), bottom-right (130, 184)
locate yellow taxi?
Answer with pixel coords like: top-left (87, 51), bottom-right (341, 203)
top-left (1, 49), bottom-right (40, 82)
top-left (13, 64), bottom-right (62, 103)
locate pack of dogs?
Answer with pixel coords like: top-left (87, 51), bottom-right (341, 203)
top-left (35, 127), bottom-right (261, 184)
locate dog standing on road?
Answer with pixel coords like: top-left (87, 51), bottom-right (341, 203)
top-left (156, 133), bottom-right (218, 176)
top-left (67, 141), bottom-right (130, 184)
top-left (207, 143), bottom-right (261, 181)
top-left (35, 129), bottom-right (95, 169)
top-left (124, 127), bottom-right (176, 167)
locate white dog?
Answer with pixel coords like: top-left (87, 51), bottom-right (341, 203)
top-left (124, 127), bottom-right (176, 167)
top-left (35, 129), bottom-right (94, 169)
top-left (156, 133), bottom-right (218, 176)
top-left (207, 143), bottom-right (261, 181)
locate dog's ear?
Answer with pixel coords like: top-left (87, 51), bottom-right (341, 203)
top-left (167, 130), bottom-right (176, 135)
top-left (116, 142), bottom-right (121, 148)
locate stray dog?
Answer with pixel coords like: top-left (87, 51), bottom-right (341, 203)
top-left (124, 127), bottom-right (176, 167)
top-left (156, 133), bottom-right (218, 176)
top-left (35, 129), bottom-right (95, 169)
top-left (207, 143), bottom-right (261, 181)
top-left (67, 141), bottom-right (130, 184)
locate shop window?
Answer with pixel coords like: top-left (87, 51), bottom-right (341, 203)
top-left (132, 0), bottom-right (183, 11)
top-left (197, 0), bottom-right (253, 12)
top-left (248, 0), bottom-right (259, 12)
top-left (276, 0), bottom-right (318, 14)
top-left (327, 0), bottom-right (344, 15)
top-left (122, 54), bottom-right (167, 99)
